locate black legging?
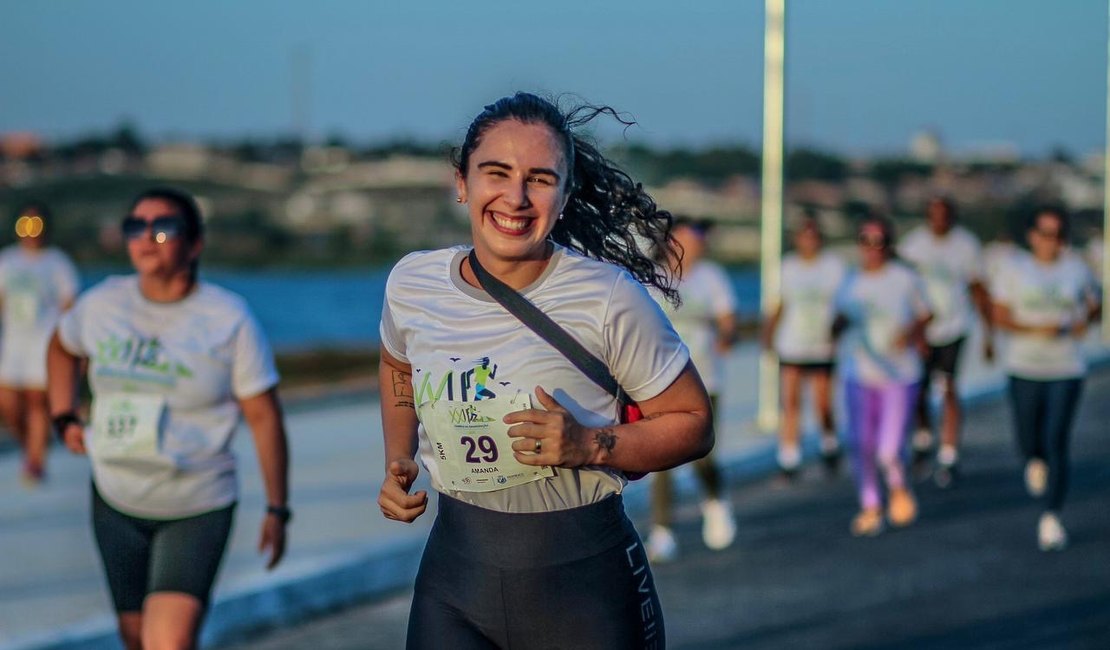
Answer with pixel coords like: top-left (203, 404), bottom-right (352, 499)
top-left (91, 485), bottom-right (235, 612)
top-left (407, 494), bottom-right (664, 650)
top-left (1007, 376), bottom-right (1084, 512)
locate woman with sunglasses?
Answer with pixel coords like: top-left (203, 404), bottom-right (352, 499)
top-left (379, 93), bottom-right (713, 648)
top-left (0, 202), bottom-right (79, 485)
top-left (46, 188), bottom-right (290, 649)
top-left (991, 207), bottom-right (1099, 551)
top-left (833, 217), bottom-right (932, 536)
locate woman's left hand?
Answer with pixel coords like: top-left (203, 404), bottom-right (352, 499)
top-left (259, 513), bottom-right (287, 570)
top-left (505, 387), bottom-right (597, 468)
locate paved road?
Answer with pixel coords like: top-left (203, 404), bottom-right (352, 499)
top-left (221, 370), bottom-right (1110, 650)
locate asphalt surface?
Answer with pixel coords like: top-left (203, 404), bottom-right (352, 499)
top-left (220, 371), bottom-right (1110, 650)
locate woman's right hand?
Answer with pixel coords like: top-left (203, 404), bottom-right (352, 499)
top-left (378, 458), bottom-right (427, 523)
top-left (62, 423), bottom-right (87, 455)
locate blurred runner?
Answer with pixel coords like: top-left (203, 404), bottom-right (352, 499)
top-left (378, 93), bottom-right (712, 648)
top-left (763, 215), bottom-right (845, 480)
top-left (898, 197), bottom-right (992, 487)
top-left (648, 216), bottom-right (738, 562)
top-left (991, 207), bottom-right (1099, 551)
top-left (834, 217), bottom-right (932, 536)
top-left (0, 202), bottom-right (79, 485)
top-left (47, 187), bottom-right (290, 649)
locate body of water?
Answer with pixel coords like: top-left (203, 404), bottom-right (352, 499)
top-left (84, 266), bottom-right (760, 352)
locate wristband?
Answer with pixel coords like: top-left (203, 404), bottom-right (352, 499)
top-left (266, 504), bottom-right (293, 524)
top-left (52, 411), bottom-right (82, 441)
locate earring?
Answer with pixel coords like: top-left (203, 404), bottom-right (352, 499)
top-left (456, 197), bottom-right (464, 204)
top-left (558, 212), bottom-right (564, 221)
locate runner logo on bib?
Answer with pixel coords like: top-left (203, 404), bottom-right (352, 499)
top-left (90, 392), bottom-right (166, 460)
top-left (419, 393), bottom-right (554, 493)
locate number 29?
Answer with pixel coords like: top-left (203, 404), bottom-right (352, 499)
top-left (460, 435), bottom-right (498, 463)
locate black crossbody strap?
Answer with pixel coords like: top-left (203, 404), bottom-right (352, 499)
top-left (467, 249), bottom-right (622, 399)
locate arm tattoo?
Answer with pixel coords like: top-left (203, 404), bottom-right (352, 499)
top-left (594, 427), bottom-right (617, 452)
top-left (391, 370), bottom-right (414, 410)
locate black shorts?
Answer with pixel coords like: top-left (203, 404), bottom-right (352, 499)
top-left (91, 485), bottom-right (235, 612)
top-left (780, 360), bottom-right (835, 374)
top-left (407, 494), bottom-right (664, 649)
top-left (925, 337), bottom-right (966, 377)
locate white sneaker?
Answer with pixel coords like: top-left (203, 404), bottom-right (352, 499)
top-left (701, 499), bottom-right (737, 550)
top-left (819, 435), bottom-right (841, 457)
top-left (777, 444), bottom-right (802, 473)
top-left (1037, 512), bottom-right (1068, 551)
top-left (1025, 458), bottom-right (1048, 498)
top-left (646, 526), bottom-right (678, 563)
top-left (911, 428), bottom-right (934, 453)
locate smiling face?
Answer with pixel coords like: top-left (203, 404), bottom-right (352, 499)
top-left (456, 119), bottom-right (570, 264)
top-left (126, 198), bottom-right (202, 278)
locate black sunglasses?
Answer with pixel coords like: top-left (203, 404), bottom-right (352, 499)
top-left (121, 215), bottom-right (187, 243)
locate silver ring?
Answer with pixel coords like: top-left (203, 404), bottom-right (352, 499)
top-left (534, 439), bottom-right (543, 452)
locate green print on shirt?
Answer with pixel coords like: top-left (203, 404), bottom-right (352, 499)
top-left (94, 334), bottom-right (194, 386)
top-left (922, 263), bottom-right (955, 283)
top-left (1020, 285), bottom-right (1073, 313)
top-left (415, 356), bottom-right (501, 404)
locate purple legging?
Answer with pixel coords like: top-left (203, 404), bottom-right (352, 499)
top-left (845, 380), bottom-right (920, 510)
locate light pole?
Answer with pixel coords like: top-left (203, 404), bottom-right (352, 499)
top-left (758, 0), bottom-right (786, 432)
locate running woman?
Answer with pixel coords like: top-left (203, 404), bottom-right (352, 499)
top-left (47, 188), bottom-right (291, 649)
top-left (834, 217), bottom-right (932, 536)
top-left (991, 207), bottom-right (1099, 551)
top-left (898, 197), bottom-right (992, 487)
top-left (763, 215), bottom-right (845, 479)
top-left (378, 93), bottom-right (712, 649)
top-left (0, 202), bottom-right (79, 485)
top-left (647, 216), bottom-right (738, 563)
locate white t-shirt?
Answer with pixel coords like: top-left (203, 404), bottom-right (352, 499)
top-left (774, 252), bottom-right (846, 363)
top-left (0, 246), bottom-right (79, 336)
top-left (991, 251), bottom-right (1095, 380)
top-left (380, 245), bottom-right (690, 514)
top-left (898, 226), bottom-right (983, 346)
top-left (57, 276), bottom-right (279, 519)
top-left (835, 262), bottom-right (932, 386)
top-left (652, 260), bottom-right (736, 393)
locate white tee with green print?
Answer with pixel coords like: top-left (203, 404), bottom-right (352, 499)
top-left (57, 276), bottom-right (279, 519)
top-left (381, 245), bottom-right (690, 514)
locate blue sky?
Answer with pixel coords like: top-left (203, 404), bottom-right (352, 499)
top-left (1, 0), bottom-right (1105, 156)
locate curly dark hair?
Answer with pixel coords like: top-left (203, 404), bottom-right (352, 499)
top-left (452, 92), bottom-right (679, 305)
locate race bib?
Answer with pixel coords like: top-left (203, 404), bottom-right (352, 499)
top-left (795, 300), bottom-right (830, 345)
top-left (925, 277), bottom-right (956, 320)
top-left (865, 314), bottom-right (901, 356)
top-left (90, 392), bottom-right (166, 460)
top-left (7, 288), bottom-right (40, 327)
top-left (419, 394), bottom-right (554, 493)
